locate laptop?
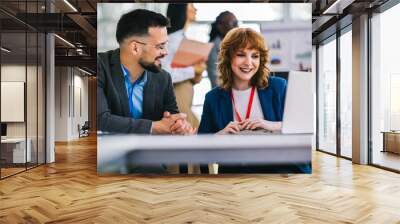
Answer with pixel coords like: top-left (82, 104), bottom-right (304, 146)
top-left (281, 71), bottom-right (314, 134)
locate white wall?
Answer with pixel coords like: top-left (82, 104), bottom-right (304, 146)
top-left (1, 65), bottom-right (31, 138)
top-left (72, 73), bottom-right (89, 138)
top-left (1, 65), bottom-right (25, 139)
top-left (55, 66), bottom-right (69, 141)
top-left (1, 64), bottom-right (45, 163)
top-left (54, 67), bottom-right (89, 141)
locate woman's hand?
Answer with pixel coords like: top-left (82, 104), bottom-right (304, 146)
top-left (239, 119), bottom-right (282, 132)
top-left (217, 121), bottom-right (241, 134)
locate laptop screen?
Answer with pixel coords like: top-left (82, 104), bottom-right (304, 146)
top-left (281, 71), bottom-right (314, 134)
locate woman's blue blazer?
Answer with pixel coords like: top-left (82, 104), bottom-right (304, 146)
top-left (198, 76), bottom-right (287, 134)
top-left (197, 76), bottom-right (311, 173)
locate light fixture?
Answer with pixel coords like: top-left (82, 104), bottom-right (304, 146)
top-left (322, 0), bottom-right (354, 15)
top-left (1, 47), bottom-right (11, 53)
top-left (76, 48), bottom-right (86, 56)
top-left (54, 34), bottom-right (75, 48)
top-left (78, 67), bottom-right (92, 76)
top-left (63, 0), bottom-right (78, 12)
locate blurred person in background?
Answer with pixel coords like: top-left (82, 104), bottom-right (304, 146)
top-left (207, 11), bottom-right (238, 88)
top-left (161, 3), bottom-right (208, 173)
top-left (161, 3), bottom-right (206, 129)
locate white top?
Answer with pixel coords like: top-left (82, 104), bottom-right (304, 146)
top-left (161, 30), bottom-right (195, 83)
top-left (231, 88), bottom-right (264, 122)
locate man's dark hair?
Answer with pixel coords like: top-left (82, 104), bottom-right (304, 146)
top-left (116, 9), bottom-right (170, 44)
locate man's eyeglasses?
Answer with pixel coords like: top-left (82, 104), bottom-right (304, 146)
top-left (132, 40), bottom-right (167, 51)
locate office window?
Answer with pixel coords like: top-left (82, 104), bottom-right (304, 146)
top-left (340, 28), bottom-right (352, 158)
top-left (317, 37), bottom-right (337, 154)
top-left (371, 3), bottom-right (400, 171)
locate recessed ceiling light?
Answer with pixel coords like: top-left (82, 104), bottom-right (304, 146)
top-left (1, 47), bottom-right (11, 53)
top-left (78, 67), bottom-right (92, 76)
top-left (323, 0), bottom-right (354, 15)
top-left (63, 0), bottom-right (78, 12)
top-left (54, 34), bottom-right (75, 48)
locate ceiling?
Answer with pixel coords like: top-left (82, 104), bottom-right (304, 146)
top-left (1, 0), bottom-right (97, 73)
top-left (0, 0), bottom-right (393, 75)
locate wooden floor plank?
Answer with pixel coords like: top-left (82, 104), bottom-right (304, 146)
top-left (0, 135), bottom-right (400, 223)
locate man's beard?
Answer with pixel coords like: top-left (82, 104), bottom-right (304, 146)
top-left (139, 57), bottom-right (163, 73)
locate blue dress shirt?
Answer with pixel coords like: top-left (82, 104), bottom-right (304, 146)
top-left (121, 65), bottom-right (147, 119)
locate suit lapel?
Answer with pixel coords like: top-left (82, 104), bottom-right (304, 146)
top-left (258, 88), bottom-right (274, 121)
top-left (219, 89), bottom-right (233, 127)
top-left (110, 49), bottom-right (130, 116)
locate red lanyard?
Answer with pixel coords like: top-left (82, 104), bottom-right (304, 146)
top-left (230, 86), bottom-right (255, 122)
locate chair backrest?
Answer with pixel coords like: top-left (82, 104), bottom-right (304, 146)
top-left (82, 121), bottom-right (90, 130)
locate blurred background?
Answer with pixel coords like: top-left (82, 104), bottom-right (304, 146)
top-left (97, 3), bottom-right (312, 120)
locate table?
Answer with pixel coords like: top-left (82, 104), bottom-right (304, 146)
top-left (97, 134), bottom-right (312, 174)
top-left (382, 131), bottom-right (400, 154)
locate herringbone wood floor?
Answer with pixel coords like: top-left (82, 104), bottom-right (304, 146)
top-left (1, 135), bottom-right (400, 223)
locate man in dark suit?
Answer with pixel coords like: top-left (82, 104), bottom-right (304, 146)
top-left (98, 9), bottom-right (193, 135)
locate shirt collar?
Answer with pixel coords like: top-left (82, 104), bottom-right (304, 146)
top-left (121, 64), bottom-right (147, 86)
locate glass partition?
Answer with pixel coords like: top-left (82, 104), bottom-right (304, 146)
top-left (0, 0), bottom-right (46, 179)
top-left (37, 32), bottom-right (45, 165)
top-left (339, 28), bottom-right (352, 158)
top-left (27, 30), bottom-right (38, 169)
top-left (1, 5), bottom-right (28, 177)
top-left (317, 36), bottom-right (337, 155)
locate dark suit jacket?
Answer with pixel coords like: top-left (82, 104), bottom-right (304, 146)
top-left (97, 49), bottom-right (179, 134)
top-left (198, 76), bottom-right (287, 134)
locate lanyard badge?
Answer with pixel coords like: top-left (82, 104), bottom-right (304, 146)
top-left (230, 86), bottom-right (255, 122)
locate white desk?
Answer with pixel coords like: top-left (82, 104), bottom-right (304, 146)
top-left (1, 138), bottom-right (31, 163)
top-left (98, 134), bottom-right (312, 174)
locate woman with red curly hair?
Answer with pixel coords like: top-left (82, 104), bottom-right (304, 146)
top-left (198, 27), bottom-right (287, 134)
top-left (198, 28), bottom-right (311, 174)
